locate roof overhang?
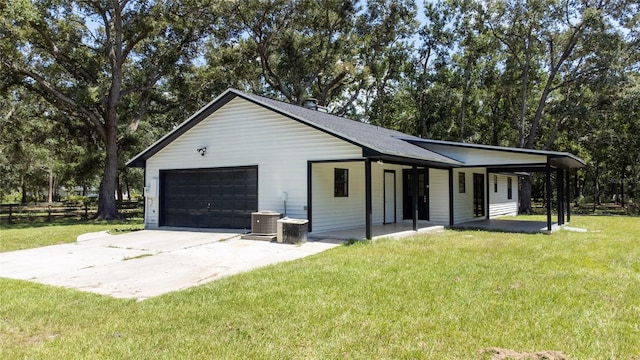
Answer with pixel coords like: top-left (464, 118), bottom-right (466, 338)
top-left (404, 139), bottom-right (586, 170)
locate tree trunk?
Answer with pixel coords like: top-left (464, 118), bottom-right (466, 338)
top-left (593, 163), bottom-right (600, 210)
top-left (96, 118), bottom-right (119, 220)
top-left (21, 175), bottom-right (27, 204)
top-left (123, 169), bottom-right (131, 201)
top-left (95, 0), bottom-right (124, 221)
top-left (48, 167), bottom-right (54, 203)
top-left (116, 173), bottom-right (123, 202)
top-left (519, 175), bottom-right (533, 214)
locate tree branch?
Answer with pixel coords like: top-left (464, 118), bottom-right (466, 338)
top-left (4, 60), bottom-right (106, 140)
top-left (0, 101), bottom-right (16, 135)
top-left (30, 21), bottom-right (97, 83)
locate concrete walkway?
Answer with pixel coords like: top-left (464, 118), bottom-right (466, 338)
top-left (0, 230), bottom-right (340, 300)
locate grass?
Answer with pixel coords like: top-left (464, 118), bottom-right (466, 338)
top-left (1, 216), bottom-right (639, 358)
top-left (0, 218), bottom-right (144, 252)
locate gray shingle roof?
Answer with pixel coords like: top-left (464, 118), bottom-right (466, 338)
top-left (127, 88), bottom-right (584, 169)
top-left (236, 90), bottom-right (462, 165)
top-left (127, 89), bottom-right (462, 167)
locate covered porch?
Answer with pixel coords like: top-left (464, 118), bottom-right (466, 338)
top-left (307, 142), bottom-right (586, 240)
top-left (487, 159), bottom-right (582, 233)
top-left (408, 139), bottom-right (587, 234)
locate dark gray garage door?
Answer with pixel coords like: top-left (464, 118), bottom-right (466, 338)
top-left (159, 166), bottom-right (258, 229)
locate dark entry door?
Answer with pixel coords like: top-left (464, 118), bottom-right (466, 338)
top-left (403, 169), bottom-right (429, 220)
top-left (473, 173), bottom-right (485, 217)
top-left (160, 166), bottom-right (258, 229)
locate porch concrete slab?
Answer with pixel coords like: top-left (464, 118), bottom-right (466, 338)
top-left (452, 219), bottom-right (585, 234)
top-left (0, 230), bottom-right (340, 300)
top-left (310, 221), bottom-right (443, 241)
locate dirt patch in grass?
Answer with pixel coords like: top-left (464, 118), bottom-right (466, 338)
top-left (1, 323), bottom-right (59, 346)
top-left (480, 347), bottom-right (567, 360)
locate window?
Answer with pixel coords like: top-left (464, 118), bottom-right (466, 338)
top-left (507, 177), bottom-right (513, 200)
top-left (494, 175), bottom-right (498, 192)
top-left (458, 172), bottom-right (466, 193)
top-left (334, 168), bottom-right (349, 197)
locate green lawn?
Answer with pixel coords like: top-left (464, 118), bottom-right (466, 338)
top-left (1, 216), bottom-right (639, 359)
top-left (0, 219), bottom-right (143, 252)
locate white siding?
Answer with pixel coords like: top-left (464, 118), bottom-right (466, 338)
top-left (453, 167), bottom-right (486, 224)
top-left (489, 174), bottom-right (519, 217)
top-left (144, 98), bottom-right (362, 228)
top-left (311, 162), bottom-right (364, 232)
top-left (310, 162), bottom-right (407, 233)
top-left (429, 168), bottom-right (450, 225)
top-left (372, 163), bottom-right (406, 225)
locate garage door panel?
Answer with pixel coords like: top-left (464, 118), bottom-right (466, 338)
top-left (160, 166), bottom-right (258, 229)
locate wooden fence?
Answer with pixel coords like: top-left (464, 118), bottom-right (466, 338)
top-left (0, 201), bottom-right (143, 223)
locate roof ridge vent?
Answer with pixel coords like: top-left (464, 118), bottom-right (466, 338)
top-left (304, 98), bottom-right (318, 110)
top-left (303, 98), bottom-right (329, 113)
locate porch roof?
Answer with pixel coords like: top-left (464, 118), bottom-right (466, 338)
top-left (404, 138), bottom-right (586, 169)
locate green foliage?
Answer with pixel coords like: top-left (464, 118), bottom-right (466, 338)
top-left (0, 0), bottom-right (226, 218)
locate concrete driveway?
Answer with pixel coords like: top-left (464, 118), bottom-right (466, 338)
top-left (0, 229), bottom-right (340, 300)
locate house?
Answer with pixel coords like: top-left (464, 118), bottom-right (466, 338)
top-left (127, 89), bottom-right (585, 238)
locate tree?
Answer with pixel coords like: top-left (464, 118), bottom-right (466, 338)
top-left (1, 0), bottom-right (222, 219)
top-left (218, 0), bottom-right (418, 115)
top-left (356, 0), bottom-right (417, 128)
top-left (482, 0), bottom-right (637, 213)
top-left (408, 0), bottom-right (456, 138)
top-left (0, 88), bottom-right (61, 203)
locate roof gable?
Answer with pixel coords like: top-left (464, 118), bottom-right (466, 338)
top-left (127, 89), bottom-right (461, 168)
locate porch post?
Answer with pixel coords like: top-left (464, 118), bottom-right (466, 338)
top-left (448, 168), bottom-right (454, 226)
top-left (566, 169), bottom-right (571, 223)
top-left (365, 159), bottom-right (372, 240)
top-left (486, 171), bottom-right (490, 219)
top-left (556, 168), bottom-right (564, 226)
top-left (546, 159), bottom-right (552, 232)
top-left (307, 161), bottom-right (313, 232)
top-left (412, 165), bottom-right (418, 231)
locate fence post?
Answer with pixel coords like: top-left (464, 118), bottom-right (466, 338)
top-left (84, 203), bottom-right (89, 220)
top-left (47, 204), bottom-right (52, 222)
top-left (9, 204), bottom-right (13, 224)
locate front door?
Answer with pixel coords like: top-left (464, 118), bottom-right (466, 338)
top-left (384, 171), bottom-right (396, 224)
top-left (473, 173), bottom-right (485, 217)
top-left (403, 168), bottom-right (429, 220)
